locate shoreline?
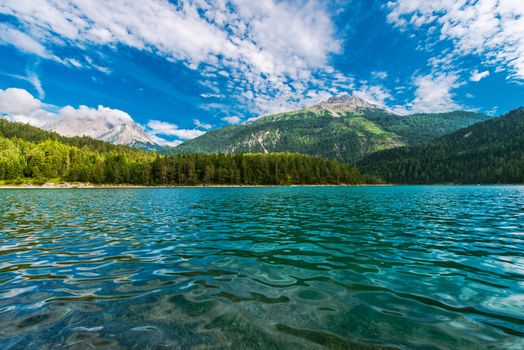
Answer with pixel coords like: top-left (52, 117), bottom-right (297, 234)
top-left (0, 183), bottom-right (522, 189)
top-left (0, 182), bottom-right (390, 189)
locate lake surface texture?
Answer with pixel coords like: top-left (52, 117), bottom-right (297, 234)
top-left (0, 186), bottom-right (523, 349)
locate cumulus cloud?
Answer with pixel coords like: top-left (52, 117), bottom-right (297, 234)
top-left (387, 0), bottom-right (524, 80)
top-left (0, 87), bottom-right (41, 115)
top-left (146, 120), bottom-right (205, 140)
top-left (470, 69), bottom-right (490, 82)
top-left (2, 109), bottom-right (53, 128)
top-left (221, 116), bottom-right (241, 125)
top-left (0, 0), bottom-right (352, 115)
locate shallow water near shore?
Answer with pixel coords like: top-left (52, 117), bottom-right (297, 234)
top-left (0, 186), bottom-right (523, 349)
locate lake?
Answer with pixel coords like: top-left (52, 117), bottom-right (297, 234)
top-left (0, 186), bottom-right (523, 349)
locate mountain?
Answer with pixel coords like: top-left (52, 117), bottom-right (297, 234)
top-left (50, 120), bottom-right (155, 146)
top-left (44, 108), bottom-right (157, 147)
top-left (358, 107), bottom-right (524, 184)
top-left (1, 103), bottom-right (159, 148)
top-left (172, 95), bottom-right (490, 163)
top-left (307, 95), bottom-right (382, 114)
top-left (0, 118), bottom-right (136, 152)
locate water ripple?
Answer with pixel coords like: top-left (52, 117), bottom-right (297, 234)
top-left (0, 186), bottom-right (523, 349)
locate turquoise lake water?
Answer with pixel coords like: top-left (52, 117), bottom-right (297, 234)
top-left (0, 186), bottom-right (523, 349)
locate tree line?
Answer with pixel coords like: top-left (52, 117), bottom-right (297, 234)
top-left (358, 108), bottom-right (524, 184)
top-left (0, 120), bottom-right (365, 185)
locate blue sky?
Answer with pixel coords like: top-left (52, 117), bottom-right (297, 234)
top-left (0, 0), bottom-right (523, 145)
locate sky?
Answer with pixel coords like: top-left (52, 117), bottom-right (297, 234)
top-left (0, 0), bottom-right (523, 145)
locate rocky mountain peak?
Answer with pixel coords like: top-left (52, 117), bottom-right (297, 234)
top-left (47, 112), bottom-right (157, 146)
top-left (308, 95), bottom-right (383, 114)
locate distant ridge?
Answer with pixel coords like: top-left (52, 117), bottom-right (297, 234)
top-left (45, 110), bottom-right (157, 147)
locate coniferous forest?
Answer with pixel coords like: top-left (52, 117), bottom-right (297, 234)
top-left (2, 107), bottom-right (524, 186)
top-left (358, 108), bottom-right (524, 184)
top-left (0, 120), bottom-right (364, 185)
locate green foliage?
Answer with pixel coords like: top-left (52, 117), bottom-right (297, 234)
top-left (0, 119), bottom-right (364, 185)
top-left (150, 153), bottom-right (364, 185)
top-left (168, 111), bottom-right (404, 163)
top-left (358, 108), bottom-right (524, 184)
top-left (168, 108), bottom-right (489, 163)
top-left (364, 110), bottom-right (490, 144)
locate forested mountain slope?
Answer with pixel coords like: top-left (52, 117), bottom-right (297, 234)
top-left (172, 96), bottom-right (489, 163)
top-left (358, 107), bottom-right (524, 184)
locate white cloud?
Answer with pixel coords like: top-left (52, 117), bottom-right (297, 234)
top-left (66, 58), bottom-right (82, 68)
top-left (387, 0), bottom-right (524, 80)
top-left (27, 72), bottom-right (45, 99)
top-left (0, 24), bottom-right (53, 59)
top-left (486, 106), bottom-right (498, 116)
top-left (405, 73), bottom-right (462, 113)
top-left (5, 71), bottom-right (45, 99)
top-left (147, 135), bottom-right (183, 147)
top-left (146, 120), bottom-right (178, 135)
top-left (371, 71), bottom-right (388, 79)
top-left (245, 116), bottom-right (262, 123)
top-left (200, 93), bottom-right (223, 99)
top-left (352, 85), bottom-right (392, 107)
top-left (221, 116), bottom-right (241, 125)
top-left (470, 69), bottom-right (490, 82)
top-left (193, 119), bottom-right (212, 130)
top-left (83, 56), bottom-right (111, 74)
top-left (0, 87), bottom-right (41, 115)
top-left (57, 104), bottom-right (132, 125)
top-left (146, 120), bottom-right (205, 140)
top-left (2, 108), bottom-right (53, 128)
top-left (0, 0), bottom-right (351, 115)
